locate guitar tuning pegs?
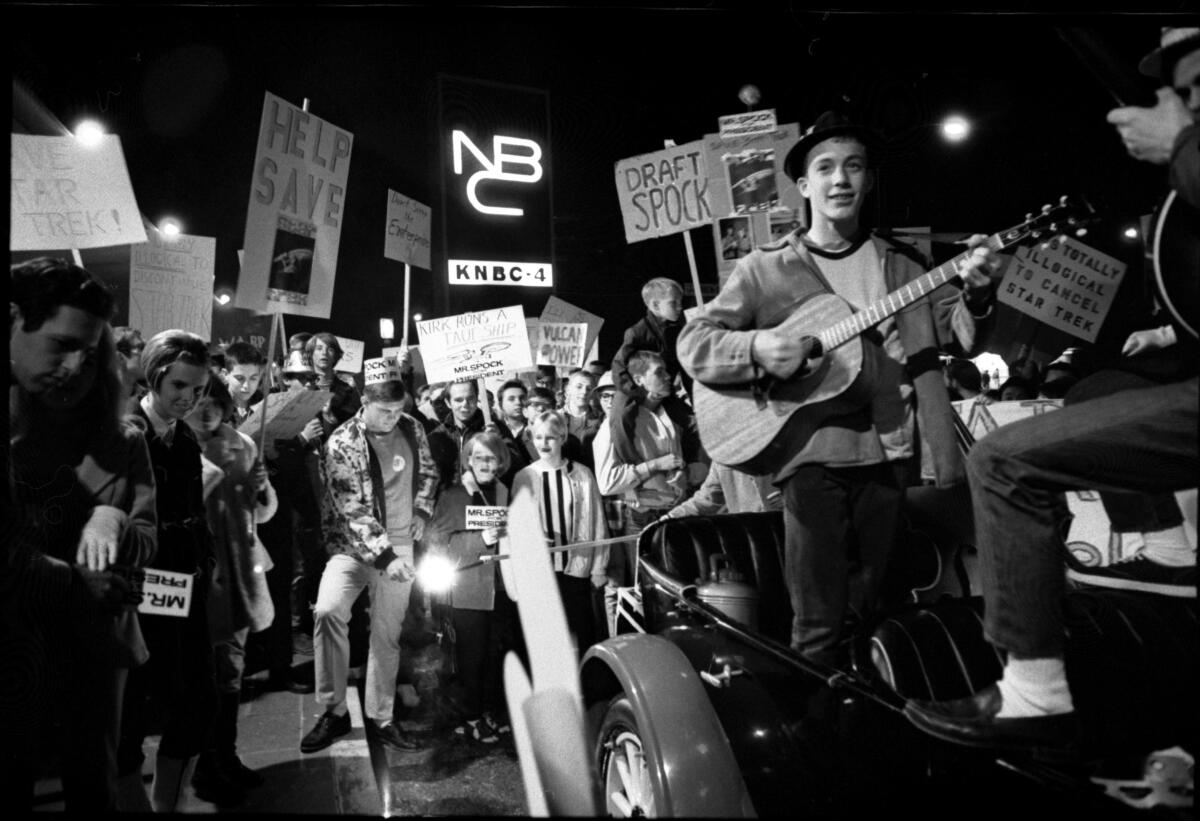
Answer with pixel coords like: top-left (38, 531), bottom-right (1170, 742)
top-left (1025, 212), bottom-right (1034, 221)
top-left (1059, 194), bottom-right (1069, 205)
top-left (1041, 204), bottom-right (1052, 213)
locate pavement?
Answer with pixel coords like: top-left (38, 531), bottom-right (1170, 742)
top-left (33, 645), bottom-right (526, 815)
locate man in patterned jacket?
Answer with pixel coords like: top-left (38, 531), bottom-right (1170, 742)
top-left (299, 362), bottom-right (439, 753)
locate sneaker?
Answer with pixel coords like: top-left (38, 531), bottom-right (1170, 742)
top-left (374, 721), bottom-right (427, 751)
top-left (452, 718), bottom-right (500, 745)
top-left (1067, 554), bottom-right (1196, 598)
top-left (300, 711), bottom-right (351, 753)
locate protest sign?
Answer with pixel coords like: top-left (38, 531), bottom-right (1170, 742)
top-left (614, 140), bottom-right (711, 243)
top-left (212, 306), bottom-right (274, 353)
top-left (11, 134), bottom-right (148, 251)
top-left (240, 388), bottom-right (331, 447)
top-left (363, 356), bottom-right (402, 385)
top-left (540, 296), bottom-right (603, 363)
top-left (384, 190), bottom-right (432, 269)
top-left (465, 506), bottom-right (508, 530)
top-left (128, 227), bottom-right (216, 339)
top-left (383, 344), bottom-right (427, 387)
top-left (718, 109), bottom-right (778, 140)
top-left (416, 305), bottom-right (533, 383)
top-left (997, 236), bottom-right (1127, 343)
top-left (236, 92), bottom-right (354, 319)
top-left (334, 336), bottom-right (364, 373)
top-left (536, 322), bottom-right (588, 369)
top-left (136, 568), bottom-right (194, 618)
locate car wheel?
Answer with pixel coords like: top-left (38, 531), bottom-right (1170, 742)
top-left (595, 695), bottom-right (668, 817)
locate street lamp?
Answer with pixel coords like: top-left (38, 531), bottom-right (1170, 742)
top-left (379, 318), bottom-right (395, 340)
top-left (940, 114), bottom-right (971, 143)
top-left (74, 120), bottom-right (105, 147)
top-left (159, 217), bottom-right (182, 237)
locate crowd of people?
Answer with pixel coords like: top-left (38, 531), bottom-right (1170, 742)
top-left (4, 24), bottom-right (1195, 814)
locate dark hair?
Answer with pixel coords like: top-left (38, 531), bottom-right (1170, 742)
top-left (289, 332), bottom-right (313, 352)
top-left (528, 386), bottom-right (556, 406)
top-left (10, 257), bottom-right (115, 332)
top-left (198, 377), bottom-right (236, 423)
top-left (944, 357), bottom-right (981, 394)
top-left (363, 379), bottom-right (408, 404)
top-left (627, 350), bottom-right (665, 379)
top-left (224, 341), bottom-right (267, 368)
top-left (497, 379), bottom-right (527, 403)
top-left (112, 326), bottom-right (145, 358)
top-left (461, 431), bottom-right (512, 475)
top-left (305, 332), bottom-right (343, 365)
top-left (142, 330), bottom-right (212, 393)
top-left (998, 375), bottom-right (1036, 400)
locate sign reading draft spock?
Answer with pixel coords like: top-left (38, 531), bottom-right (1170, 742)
top-left (11, 134), bottom-right (148, 251)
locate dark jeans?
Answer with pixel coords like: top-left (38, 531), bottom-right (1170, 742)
top-left (451, 592), bottom-right (521, 719)
top-left (556, 574), bottom-right (599, 656)
top-left (781, 461), bottom-right (906, 662)
top-left (968, 377), bottom-right (1198, 657)
top-left (1065, 369), bottom-right (1184, 533)
top-left (118, 572), bottom-right (218, 773)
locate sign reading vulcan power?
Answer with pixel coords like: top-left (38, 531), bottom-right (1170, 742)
top-left (439, 76), bottom-right (552, 304)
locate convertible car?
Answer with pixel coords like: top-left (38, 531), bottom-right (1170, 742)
top-left (578, 495), bottom-right (1196, 817)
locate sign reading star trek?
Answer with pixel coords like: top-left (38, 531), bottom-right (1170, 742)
top-left (439, 76), bottom-right (552, 306)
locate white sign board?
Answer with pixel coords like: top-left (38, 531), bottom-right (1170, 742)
top-left (536, 322), bottom-right (588, 369)
top-left (128, 227), bottom-right (216, 340)
top-left (614, 140), bottom-right (711, 243)
top-left (448, 259), bottom-right (552, 288)
top-left (334, 336), bottom-right (364, 373)
top-left (997, 236), bottom-right (1127, 343)
top-left (540, 296), bottom-right (603, 365)
top-left (384, 189), bottom-right (432, 268)
top-left (416, 305), bottom-right (533, 383)
top-left (363, 356), bottom-right (402, 385)
top-left (465, 506), bottom-right (508, 530)
top-left (236, 91), bottom-right (354, 319)
top-left (718, 109), bottom-right (778, 140)
top-left (136, 568), bottom-right (194, 618)
top-left (240, 388), bottom-right (332, 446)
top-left (11, 134), bottom-right (148, 250)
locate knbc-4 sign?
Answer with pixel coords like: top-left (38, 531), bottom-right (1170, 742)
top-left (448, 258), bottom-right (552, 288)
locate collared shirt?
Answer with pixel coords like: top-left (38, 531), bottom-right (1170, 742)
top-left (140, 392), bottom-right (177, 445)
top-left (592, 403), bottom-right (687, 510)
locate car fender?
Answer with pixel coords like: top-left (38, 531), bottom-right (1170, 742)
top-left (582, 633), bottom-right (756, 818)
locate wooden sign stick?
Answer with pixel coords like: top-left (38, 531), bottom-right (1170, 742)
top-left (664, 138), bottom-right (705, 308)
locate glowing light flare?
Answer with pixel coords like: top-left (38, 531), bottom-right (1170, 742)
top-left (74, 120), bottom-right (105, 147)
top-left (1123, 226), bottom-right (1139, 240)
top-left (416, 555), bottom-right (459, 595)
top-left (159, 218), bottom-right (182, 237)
top-left (940, 115), bottom-right (971, 143)
top-left (214, 289), bottom-right (233, 306)
top-left (379, 318), bottom-right (395, 339)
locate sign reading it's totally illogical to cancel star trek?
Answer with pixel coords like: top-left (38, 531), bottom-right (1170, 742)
top-left (997, 236), bottom-right (1127, 343)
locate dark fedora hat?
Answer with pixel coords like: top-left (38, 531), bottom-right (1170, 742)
top-left (1139, 26), bottom-right (1200, 81)
top-left (783, 110), bottom-right (881, 181)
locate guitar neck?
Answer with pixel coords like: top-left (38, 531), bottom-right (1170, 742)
top-left (819, 233), bottom-right (1004, 351)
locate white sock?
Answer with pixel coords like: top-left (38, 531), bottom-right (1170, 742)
top-left (995, 656), bottom-right (1074, 718)
top-left (329, 703), bottom-right (348, 717)
top-left (1139, 525), bottom-right (1195, 567)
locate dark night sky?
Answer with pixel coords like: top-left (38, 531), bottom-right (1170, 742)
top-left (9, 3), bottom-right (1195, 362)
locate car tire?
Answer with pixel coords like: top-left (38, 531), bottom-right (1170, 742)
top-left (594, 694), bottom-right (670, 818)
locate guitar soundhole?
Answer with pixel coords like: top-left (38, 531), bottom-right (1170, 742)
top-left (797, 335), bottom-right (824, 378)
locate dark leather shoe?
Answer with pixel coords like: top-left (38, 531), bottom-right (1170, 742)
top-left (301, 711), bottom-right (351, 753)
top-left (375, 721), bottom-right (427, 751)
top-left (904, 684), bottom-right (1079, 758)
top-left (220, 754), bottom-right (264, 789)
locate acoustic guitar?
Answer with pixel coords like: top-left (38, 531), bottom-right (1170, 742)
top-left (1057, 26), bottom-right (1200, 341)
top-left (691, 198), bottom-right (1095, 475)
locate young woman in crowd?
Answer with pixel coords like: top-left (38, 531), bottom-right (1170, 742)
top-left (183, 380), bottom-right (278, 805)
top-left (510, 411), bottom-right (610, 656)
top-left (117, 329), bottom-right (219, 813)
top-left (425, 431), bottom-right (521, 744)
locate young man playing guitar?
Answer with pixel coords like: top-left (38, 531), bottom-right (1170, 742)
top-left (905, 28), bottom-right (1198, 757)
top-left (677, 111), bottom-right (1001, 665)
